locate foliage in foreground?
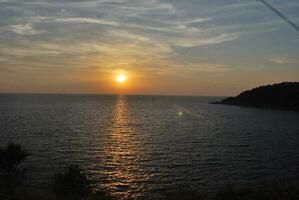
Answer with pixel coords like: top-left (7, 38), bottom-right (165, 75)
top-left (164, 189), bottom-right (207, 200)
top-left (52, 165), bottom-right (91, 197)
top-left (0, 142), bottom-right (29, 174)
top-left (1, 182), bottom-right (299, 200)
top-left (51, 164), bottom-right (113, 200)
top-left (212, 184), bottom-right (299, 200)
top-left (164, 184), bottom-right (299, 200)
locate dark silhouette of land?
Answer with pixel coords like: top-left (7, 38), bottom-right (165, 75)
top-left (214, 82), bottom-right (299, 111)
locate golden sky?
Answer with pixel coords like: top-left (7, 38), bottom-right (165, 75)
top-left (0, 0), bottom-right (298, 96)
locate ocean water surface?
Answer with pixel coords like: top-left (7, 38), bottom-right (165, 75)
top-left (0, 94), bottom-right (298, 199)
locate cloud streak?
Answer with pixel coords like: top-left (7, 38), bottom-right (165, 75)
top-left (6, 23), bottom-right (44, 35)
top-left (268, 55), bottom-right (297, 64)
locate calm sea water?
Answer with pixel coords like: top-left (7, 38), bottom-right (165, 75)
top-left (0, 94), bottom-right (298, 199)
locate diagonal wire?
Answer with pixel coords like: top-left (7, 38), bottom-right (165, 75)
top-left (258, 0), bottom-right (299, 32)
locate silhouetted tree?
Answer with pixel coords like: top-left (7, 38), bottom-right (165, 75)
top-left (164, 189), bottom-right (207, 200)
top-left (52, 165), bottom-right (91, 198)
top-left (0, 142), bottom-right (29, 174)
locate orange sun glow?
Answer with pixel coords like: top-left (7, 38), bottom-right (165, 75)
top-left (116, 74), bottom-right (127, 83)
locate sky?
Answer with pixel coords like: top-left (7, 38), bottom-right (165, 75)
top-left (0, 0), bottom-right (298, 96)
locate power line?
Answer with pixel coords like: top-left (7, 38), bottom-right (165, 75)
top-left (258, 0), bottom-right (299, 32)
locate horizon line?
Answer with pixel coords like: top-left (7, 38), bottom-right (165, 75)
top-left (0, 92), bottom-right (227, 98)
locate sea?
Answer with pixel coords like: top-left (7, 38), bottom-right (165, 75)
top-left (0, 94), bottom-right (298, 199)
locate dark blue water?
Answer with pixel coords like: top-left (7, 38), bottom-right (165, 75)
top-left (0, 94), bottom-right (298, 199)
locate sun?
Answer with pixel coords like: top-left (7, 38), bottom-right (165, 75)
top-left (116, 74), bottom-right (127, 83)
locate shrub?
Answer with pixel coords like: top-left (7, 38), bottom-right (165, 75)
top-left (0, 142), bottom-right (29, 174)
top-left (164, 189), bottom-right (207, 200)
top-left (52, 165), bottom-right (91, 198)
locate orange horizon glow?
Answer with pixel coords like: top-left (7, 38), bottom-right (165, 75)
top-left (110, 71), bottom-right (134, 94)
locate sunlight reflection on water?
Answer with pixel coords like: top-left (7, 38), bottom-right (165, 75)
top-left (101, 96), bottom-right (150, 199)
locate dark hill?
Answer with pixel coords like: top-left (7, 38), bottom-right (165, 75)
top-left (214, 82), bottom-right (299, 111)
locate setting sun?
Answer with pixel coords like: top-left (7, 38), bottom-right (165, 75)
top-left (116, 74), bottom-right (127, 83)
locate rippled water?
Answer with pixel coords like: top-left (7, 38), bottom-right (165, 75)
top-left (0, 94), bottom-right (298, 199)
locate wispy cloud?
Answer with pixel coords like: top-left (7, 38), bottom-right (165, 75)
top-left (268, 55), bottom-right (297, 64)
top-left (0, 0), bottom-right (295, 67)
top-left (169, 33), bottom-right (240, 47)
top-left (51, 17), bottom-right (120, 26)
top-left (6, 23), bottom-right (44, 35)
